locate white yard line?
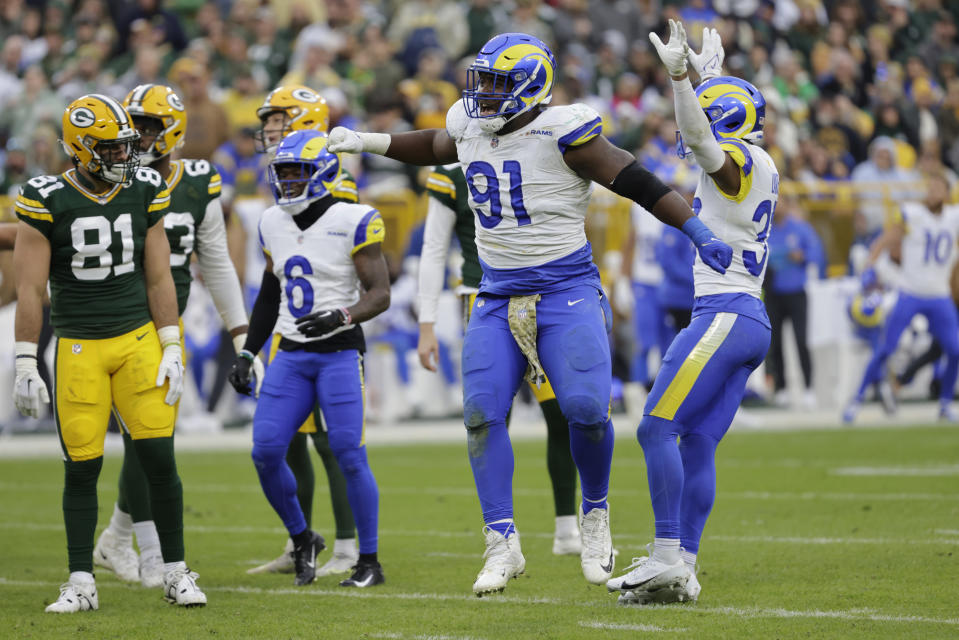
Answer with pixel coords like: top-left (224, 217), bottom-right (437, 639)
top-left (579, 620), bottom-right (685, 632)
top-left (832, 465), bottom-right (959, 477)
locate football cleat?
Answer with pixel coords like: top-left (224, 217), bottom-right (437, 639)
top-left (617, 567), bottom-right (701, 605)
top-left (292, 530), bottom-right (326, 586)
top-left (878, 380), bottom-right (897, 415)
top-left (939, 402), bottom-right (959, 422)
top-left (139, 552), bottom-right (165, 588)
top-left (338, 560), bottom-right (385, 588)
top-left (841, 399), bottom-right (861, 424)
top-left (163, 566), bottom-right (207, 607)
top-left (472, 526), bottom-right (526, 596)
top-left (580, 505), bottom-right (614, 585)
top-left (247, 538), bottom-right (295, 575)
top-left (45, 580), bottom-right (98, 613)
top-left (552, 530), bottom-right (582, 556)
top-left (607, 551), bottom-right (688, 593)
top-left (318, 541), bottom-right (359, 577)
top-left (93, 528), bottom-right (139, 583)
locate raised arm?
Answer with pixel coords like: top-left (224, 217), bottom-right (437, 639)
top-left (328, 127), bottom-right (459, 167)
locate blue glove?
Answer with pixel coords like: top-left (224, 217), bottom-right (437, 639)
top-left (682, 217), bottom-right (732, 275)
top-left (861, 267), bottom-right (878, 290)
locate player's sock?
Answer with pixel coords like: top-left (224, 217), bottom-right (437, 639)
top-left (467, 420), bottom-right (515, 526)
top-left (678, 432), bottom-right (719, 556)
top-left (486, 518), bottom-right (516, 538)
top-left (69, 571), bottom-right (95, 585)
top-left (163, 560), bottom-right (187, 574)
top-left (569, 417), bottom-right (614, 514)
top-left (637, 415), bottom-right (683, 540)
top-left (132, 437), bottom-right (184, 563)
top-left (63, 457), bottom-right (104, 573)
top-left (312, 429), bottom-right (357, 539)
top-left (651, 537), bottom-right (681, 565)
top-left (680, 549), bottom-right (697, 572)
top-left (359, 552), bottom-right (378, 564)
top-left (119, 431), bottom-right (153, 523)
top-left (107, 503), bottom-right (134, 544)
top-left (133, 521), bottom-right (161, 559)
top-left (286, 432), bottom-right (315, 528)
top-left (334, 446), bottom-right (379, 554)
top-left (252, 440), bottom-right (309, 537)
top-left (555, 515), bottom-right (578, 538)
top-left (540, 398), bottom-right (577, 517)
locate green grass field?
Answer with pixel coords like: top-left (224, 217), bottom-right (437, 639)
top-left (1, 424), bottom-right (957, 639)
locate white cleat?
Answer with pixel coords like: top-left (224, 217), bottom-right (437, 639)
top-left (94, 529), bottom-right (139, 583)
top-left (617, 567), bottom-right (701, 605)
top-left (45, 580), bottom-right (98, 613)
top-left (139, 553), bottom-right (165, 588)
top-left (552, 530), bottom-right (581, 556)
top-left (878, 380), bottom-right (897, 415)
top-left (317, 549), bottom-right (359, 577)
top-left (606, 552), bottom-right (687, 593)
top-left (939, 403), bottom-right (959, 422)
top-left (247, 538), bottom-right (295, 575)
top-left (841, 400), bottom-right (861, 424)
top-left (163, 567), bottom-right (207, 607)
top-left (472, 527), bottom-right (526, 597)
top-left (579, 505), bottom-right (614, 585)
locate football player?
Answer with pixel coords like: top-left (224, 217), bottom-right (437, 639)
top-left (228, 130), bottom-right (390, 588)
top-left (416, 163), bottom-right (582, 555)
top-left (328, 32), bottom-right (733, 595)
top-left (843, 169), bottom-right (959, 423)
top-left (245, 85), bottom-right (361, 577)
top-left (14, 94), bottom-right (205, 611)
top-left (607, 22), bottom-right (777, 604)
top-left (91, 84), bottom-right (260, 588)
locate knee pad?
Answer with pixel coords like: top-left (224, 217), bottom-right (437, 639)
top-left (251, 443), bottom-right (287, 473)
top-left (637, 415), bottom-right (679, 449)
top-left (463, 393), bottom-right (496, 430)
top-left (333, 446), bottom-right (368, 477)
top-left (562, 393), bottom-right (606, 428)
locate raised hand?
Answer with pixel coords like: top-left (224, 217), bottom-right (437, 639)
top-left (689, 27), bottom-right (725, 81)
top-left (649, 19), bottom-right (690, 78)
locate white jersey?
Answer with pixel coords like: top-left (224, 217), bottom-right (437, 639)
top-left (445, 99), bottom-right (602, 269)
top-left (258, 201), bottom-right (385, 344)
top-left (630, 203), bottom-right (665, 286)
top-left (897, 201), bottom-right (959, 298)
top-left (693, 141), bottom-right (779, 299)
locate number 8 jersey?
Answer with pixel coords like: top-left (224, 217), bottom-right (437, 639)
top-left (15, 167), bottom-right (170, 338)
top-left (692, 141), bottom-right (779, 299)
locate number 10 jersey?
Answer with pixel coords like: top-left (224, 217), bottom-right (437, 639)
top-left (15, 167), bottom-right (170, 339)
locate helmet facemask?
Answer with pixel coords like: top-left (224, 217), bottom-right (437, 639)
top-left (268, 157), bottom-right (337, 216)
top-left (131, 114), bottom-right (174, 164)
top-left (255, 110), bottom-right (290, 154)
top-left (82, 133), bottom-right (140, 184)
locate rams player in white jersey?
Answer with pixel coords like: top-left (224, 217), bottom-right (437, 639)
top-left (228, 130), bottom-right (390, 588)
top-left (607, 22), bottom-right (778, 604)
top-left (843, 170), bottom-right (959, 423)
top-left (328, 32), bottom-right (733, 596)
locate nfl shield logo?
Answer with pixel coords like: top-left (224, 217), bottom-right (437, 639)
top-left (490, 138), bottom-right (499, 149)
top-left (72, 344), bottom-right (82, 354)
top-left (477, 299), bottom-right (485, 308)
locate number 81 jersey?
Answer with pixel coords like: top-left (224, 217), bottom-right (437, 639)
top-left (693, 141), bottom-right (779, 299)
top-left (14, 167), bottom-right (170, 339)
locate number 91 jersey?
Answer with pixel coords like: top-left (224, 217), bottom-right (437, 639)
top-left (445, 99), bottom-right (603, 269)
top-left (14, 167), bottom-right (170, 339)
top-left (258, 201), bottom-right (385, 344)
top-left (692, 141), bottom-right (779, 299)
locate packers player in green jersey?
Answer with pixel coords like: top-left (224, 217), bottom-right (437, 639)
top-left (90, 84), bottom-right (262, 588)
top-left (416, 164), bottom-right (581, 555)
top-left (13, 93), bottom-right (206, 612)
top-left (245, 84), bottom-right (360, 576)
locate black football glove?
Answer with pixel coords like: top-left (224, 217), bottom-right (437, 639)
top-left (295, 308), bottom-right (349, 338)
top-left (228, 350), bottom-right (256, 396)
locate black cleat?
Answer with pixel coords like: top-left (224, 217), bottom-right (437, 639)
top-left (338, 560), bottom-right (385, 588)
top-left (292, 531), bottom-right (326, 586)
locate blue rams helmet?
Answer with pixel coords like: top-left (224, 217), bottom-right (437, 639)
top-left (848, 290), bottom-right (885, 331)
top-left (677, 75), bottom-right (766, 158)
top-left (268, 130), bottom-right (340, 210)
top-left (463, 32), bottom-right (556, 131)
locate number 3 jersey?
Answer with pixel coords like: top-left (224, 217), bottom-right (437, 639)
top-left (15, 167), bottom-right (170, 339)
top-left (258, 201), bottom-right (385, 346)
top-left (896, 201), bottom-right (959, 298)
top-left (445, 99), bottom-right (604, 294)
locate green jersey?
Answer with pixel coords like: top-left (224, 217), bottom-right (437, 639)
top-left (425, 163), bottom-right (482, 289)
top-left (15, 167), bottom-right (170, 339)
top-left (163, 159), bottom-right (223, 315)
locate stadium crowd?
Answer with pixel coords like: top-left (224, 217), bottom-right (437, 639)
top-left (2, 0), bottom-right (959, 424)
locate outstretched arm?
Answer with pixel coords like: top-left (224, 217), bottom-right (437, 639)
top-left (328, 127), bottom-right (459, 166)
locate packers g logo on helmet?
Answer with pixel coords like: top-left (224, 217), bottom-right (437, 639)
top-left (123, 84), bottom-right (187, 164)
top-left (464, 32), bottom-right (556, 133)
top-left (268, 130), bottom-right (341, 214)
top-left (255, 85), bottom-right (330, 153)
top-left (60, 94), bottom-right (140, 185)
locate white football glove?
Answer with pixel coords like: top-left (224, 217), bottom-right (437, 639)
top-left (155, 327), bottom-right (184, 405)
top-left (689, 27), bottom-right (725, 81)
top-left (613, 277), bottom-right (635, 316)
top-left (14, 343), bottom-right (50, 418)
top-left (327, 127), bottom-right (391, 155)
top-left (649, 19), bottom-right (690, 78)
top-left (232, 333), bottom-right (264, 398)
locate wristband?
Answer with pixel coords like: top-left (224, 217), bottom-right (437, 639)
top-left (238, 349), bottom-right (255, 363)
top-left (339, 308), bottom-right (352, 325)
top-left (681, 216), bottom-right (714, 246)
top-left (357, 132), bottom-right (391, 155)
top-left (15, 341), bottom-right (38, 359)
top-left (157, 325), bottom-right (181, 349)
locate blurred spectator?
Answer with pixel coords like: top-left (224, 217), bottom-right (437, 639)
top-left (654, 224), bottom-right (695, 345)
top-left (588, 0), bottom-right (646, 55)
top-left (359, 93), bottom-right (415, 196)
top-left (509, 0), bottom-right (553, 49)
top-left (246, 7), bottom-right (290, 88)
top-left (55, 45), bottom-right (104, 101)
top-left (116, 0), bottom-right (188, 56)
top-left (169, 57), bottom-right (229, 160)
top-left (465, 0), bottom-right (509, 55)
top-left (0, 65), bottom-right (65, 147)
top-left (852, 136), bottom-right (921, 231)
top-left (0, 139), bottom-right (28, 197)
top-left (280, 35), bottom-right (343, 93)
top-left (398, 48), bottom-right (459, 131)
top-left (388, 0), bottom-right (468, 73)
top-left (108, 44), bottom-right (166, 98)
top-left (0, 35), bottom-right (24, 109)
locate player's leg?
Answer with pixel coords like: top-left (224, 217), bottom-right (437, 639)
top-left (462, 294), bottom-right (527, 595)
top-left (921, 297), bottom-right (959, 419)
top-left (251, 349), bottom-right (326, 585)
top-left (630, 283), bottom-right (657, 386)
top-left (45, 337), bottom-right (112, 613)
top-left (309, 420), bottom-right (359, 576)
top-left (789, 291), bottom-right (814, 404)
top-left (314, 350), bottom-right (382, 587)
top-left (111, 324), bottom-right (205, 606)
top-left (765, 291), bottom-right (787, 400)
top-left (536, 286), bottom-right (615, 585)
top-left (531, 377), bottom-right (580, 555)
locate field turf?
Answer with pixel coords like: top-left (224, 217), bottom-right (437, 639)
top-left (0, 424), bottom-right (957, 639)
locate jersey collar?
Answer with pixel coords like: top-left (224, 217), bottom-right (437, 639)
top-left (63, 169), bottom-right (122, 205)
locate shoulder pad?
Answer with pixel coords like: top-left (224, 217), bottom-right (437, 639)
top-left (446, 99), bottom-right (470, 142)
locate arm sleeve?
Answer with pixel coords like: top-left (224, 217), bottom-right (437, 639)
top-left (243, 269), bottom-right (280, 356)
top-left (195, 197), bottom-right (248, 331)
top-left (352, 209), bottom-right (386, 255)
top-left (146, 173), bottom-right (171, 226)
top-left (672, 77), bottom-right (726, 174)
top-left (416, 196), bottom-right (457, 323)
